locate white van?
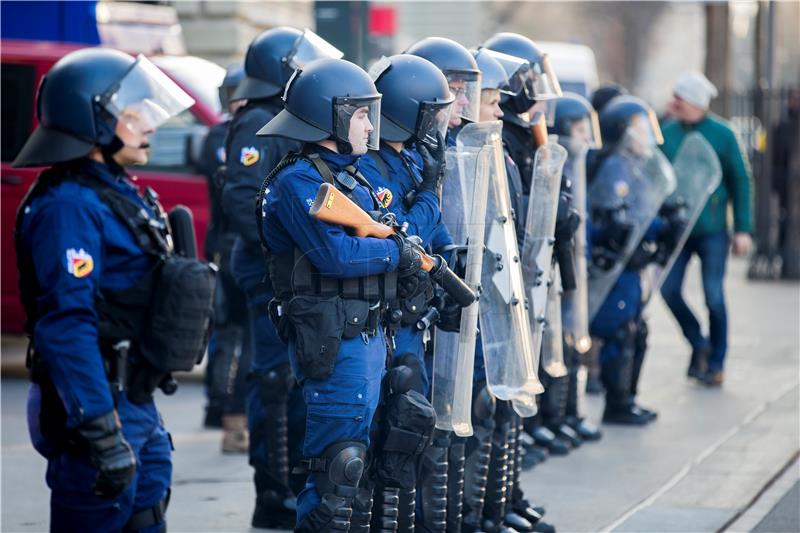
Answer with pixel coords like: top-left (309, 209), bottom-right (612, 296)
top-left (537, 41), bottom-right (600, 99)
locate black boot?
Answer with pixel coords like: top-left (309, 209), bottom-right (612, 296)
top-left (564, 415), bottom-right (602, 442)
top-left (600, 347), bottom-right (649, 426)
top-left (463, 386), bottom-right (496, 533)
top-left (417, 429), bottom-right (449, 532)
top-left (630, 318), bottom-right (657, 422)
top-left (446, 436), bottom-right (466, 532)
top-left (483, 402), bottom-right (515, 533)
top-left (529, 424), bottom-right (570, 455)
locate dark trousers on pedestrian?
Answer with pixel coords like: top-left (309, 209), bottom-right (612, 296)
top-left (660, 230), bottom-right (730, 372)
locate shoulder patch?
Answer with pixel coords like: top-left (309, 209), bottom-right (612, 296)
top-left (240, 146), bottom-right (260, 166)
top-left (66, 248), bottom-right (94, 278)
top-left (376, 186), bottom-right (393, 208)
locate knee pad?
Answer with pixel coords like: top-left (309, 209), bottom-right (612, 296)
top-left (308, 441), bottom-right (367, 500)
top-left (394, 353), bottom-right (424, 395)
top-left (249, 363), bottom-right (293, 405)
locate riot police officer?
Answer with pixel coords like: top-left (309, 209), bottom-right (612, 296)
top-left (14, 48), bottom-right (211, 532)
top-left (257, 57), bottom-right (437, 532)
top-left (405, 36), bottom-right (483, 533)
top-left (200, 64), bottom-right (252, 455)
top-left (588, 96), bottom-right (672, 426)
top-left (221, 27), bottom-right (342, 528)
top-left (549, 93), bottom-right (604, 443)
top-left (406, 36), bottom-right (482, 147)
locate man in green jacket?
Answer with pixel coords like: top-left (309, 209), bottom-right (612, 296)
top-left (660, 71), bottom-right (754, 386)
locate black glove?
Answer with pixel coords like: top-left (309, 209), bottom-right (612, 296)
top-left (390, 234), bottom-right (424, 277)
top-left (417, 133), bottom-right (446, 194)
top-left (436, 293), bottom-right (463, 332)
top-left (77, 411), bottom-right (137, 499)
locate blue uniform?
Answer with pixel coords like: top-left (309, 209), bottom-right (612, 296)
top-left (19, 159), bottom-right (170, 532)
top-left (261, 147), bottom-right (400, 524)
top-left (222, 100), bottom-right (300, 487)
top-left (588, 154), bottom-right (665, 361)
top-left (360, 144), bottom-right (445, 393)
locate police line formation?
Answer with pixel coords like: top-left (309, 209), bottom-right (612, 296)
top-left (13, 26), bottom-right (727, 533)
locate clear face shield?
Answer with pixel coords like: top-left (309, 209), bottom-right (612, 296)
top-left (529, 54), bottom-right (562, 101)
top-left (447, 71), bottom-right (481, 124)
top-left (416, 100), bottom-right (454, 148)
top-left (333, 96), bottom-right (381, 154)
top-left (621, 110), bottom-right (664, 157)
top-left (100, 54), bottom-right (195, 133)
top-left (483, 49), bottom-right (528, 96)
top-left (529, 98), bottom-right (557, 127)
top-left (566, 112), bottom-right (603, 151)
top-left (285, 29), bottom-right (344, 70)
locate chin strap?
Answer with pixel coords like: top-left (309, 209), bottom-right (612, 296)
top-left (335, 138), bottom-right (354, 155)
top-left (100, 136), bottom-right (126, 174)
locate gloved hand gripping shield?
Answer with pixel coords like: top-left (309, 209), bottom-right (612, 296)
top-left (520, 140), bottom-right (568, 366)
top-left (587, 121), bottom-right (676, 320)
top-left (431, 122), bottom-right (495, 436)
top-left (561, 145), bottom-right (592, 354)
top-left (477, 123), bottom-right (543, 406)
top-left (641, 131), bottom-right (721, 306)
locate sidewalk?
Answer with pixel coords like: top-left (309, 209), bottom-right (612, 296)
top-left (2, 256), bottom-right (798, 532)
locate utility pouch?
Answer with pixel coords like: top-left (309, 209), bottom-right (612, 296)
top-left (400, 290), bottom-right (430, 326)
top-left (342, 299), bottom-right (372, 339)
top-left (139, 255), bottom-right (216, 372)
top-left (268, 297), bottom-right (295, 345)
top-left (287, 295), bottom-right (345, 380)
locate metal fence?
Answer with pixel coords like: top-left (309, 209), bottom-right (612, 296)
top-left (719, 87), bottom-right (800, 279)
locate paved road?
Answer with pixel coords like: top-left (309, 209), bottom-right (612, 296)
top-left (752, 480), bottom-right (800, 533)
top-left (2, 256), bottom-right (798, 532)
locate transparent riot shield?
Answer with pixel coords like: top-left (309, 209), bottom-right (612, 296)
top-left (560, 146), bottom-right (592, 354)
top-left (479, 125), bottom-right (543, 406)
top-left (540, 269), bottom-right (568, 378)
top-left (520, 139), bottom-right (568, 363)
top-left (587, 145), bottom-right (676, 320)
top-left (431, 121), bottom-right (495, 436)
top-left (641, 132), bottom-right (722, 306)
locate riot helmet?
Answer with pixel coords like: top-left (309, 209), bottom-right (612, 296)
top-left (14, 48), bottom-right (194, 168)
top-left (553, 92), bottom-right (602, 151)
top-left (405, 37), bottom-right (482, 126)
top-left (483, 32), bottom-right (562, 118)
top-left (599, 95), bottom-right (663, 156)
top-left (218, 63), bottom-right (244, 111)
top-left (257, 58), bottom-right (381, 155)
top-left (232, 27), bottom-right (343, 101)
top-left (590, 83), bottom-right (628, 113)
top-left (368, 54), bottom-right (454, 148)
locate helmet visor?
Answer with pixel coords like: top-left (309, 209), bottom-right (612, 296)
top-left (447, 71), bottom-right (481, 123)
top-left (529, 54), bottom-right (562, 100)
top-left (333, 96), bottom-right (381, 153)
top-left (483, 49), bottom-right (528, 95)
top-left (101, 55), bottom-right (195, 131)
top-left (287, 29), bottom-right (344, 70)
top-left (101, 55), bottom-right (194, 131)
top-left (566, 113), bottom-right (602, 150)
top-left (620, 111), bottom-right (664, 156)
top-left (416, 100), bottom-right (454, 148)
top-left (530, 98), bottom-right (558, 127)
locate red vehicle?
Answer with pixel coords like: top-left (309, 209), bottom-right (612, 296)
top-left (1, 40), bottom-right (224, 332)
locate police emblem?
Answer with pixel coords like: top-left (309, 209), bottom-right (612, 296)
top-left (376, 187), bottom-right (393, 208)
top-left (65, 248), bottom-right (94, 278)
top-left (613, 180), bottom-right (630, 198)
top-left (240, 146), bottom-right (260, 166)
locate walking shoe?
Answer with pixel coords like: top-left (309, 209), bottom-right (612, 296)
top-left (602, 404), bottom-right (650, 426)
top-left (221, 415), bottom-right (249, 454)
top-left (687, 345), bottom-right (710, 379)
top-left (699, 370), bottom-right (724, 387)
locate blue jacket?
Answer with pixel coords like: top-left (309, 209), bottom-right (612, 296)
top-left (359, 144), bottom-right (443, 247)
top-left (261, 147), bottom-right (401, 277)
top-left (222, 99), bottom-right (299, 291)
top-left (17, 159), bottom-right (157, 427)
